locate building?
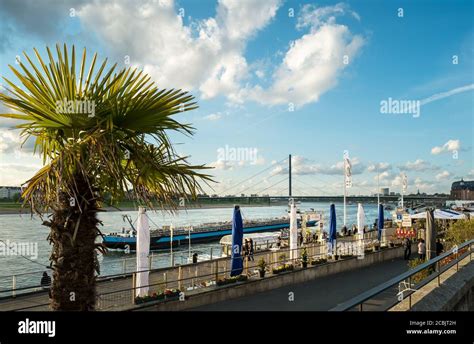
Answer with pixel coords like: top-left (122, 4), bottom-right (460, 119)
top-left (380, 188), bottom-right (390, 196)
top-left (0, 186), bottom-right (22, 199)
top-left (450, 179), bottom-right (474, 200)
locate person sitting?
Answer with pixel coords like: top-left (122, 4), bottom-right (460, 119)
top-left (352, 224), bottom-right (357, 235)
top-left (40, 271), bottom-right (52, 298)
top-left (40, 271), bottom-right (51, 289)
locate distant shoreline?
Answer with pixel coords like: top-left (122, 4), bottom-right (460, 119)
top-left (0, 202), bottom-right (288, 215)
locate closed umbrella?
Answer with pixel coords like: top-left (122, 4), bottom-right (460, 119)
top-left (230, 205), bottom-right (244, 276)
top-left (357, 203), bottom-right (365, 255)
top-left (136, 206), bottom-right (150, 297)
top-left (377, 204), bottom-right (384, 242)
top-left (329, 204), bottom-right (337, 256)
top-left (289, 201), bottom-right (298, 261)
top-left (357, 203), bottom-right (365, 238)
top-left (425, 209), bottom-right (437, 261)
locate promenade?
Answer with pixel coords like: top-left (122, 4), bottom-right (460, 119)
top-left (190, 257), bottom-right (408, 311)
top-left (0, 228), bottom-right (403, 311)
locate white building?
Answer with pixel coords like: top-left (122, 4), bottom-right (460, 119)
top-left (0, 186), bottom-right (22, 199)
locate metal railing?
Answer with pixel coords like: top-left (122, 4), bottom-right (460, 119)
top-left (95, 236), bottom-right (396, 310)
top-left (95, 241), bottom-right (331, 310)
top-left (0, 246), bottom-right (223, 298)
top-left (1, 234), bottom-right (405, 311)
top-left (330, 239), bottom-right (474, 311)
top-left (0, 228), bottom-right (398, 299)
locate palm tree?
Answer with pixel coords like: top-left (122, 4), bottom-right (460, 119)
top-left (0, 44), bottom-right (212, 311)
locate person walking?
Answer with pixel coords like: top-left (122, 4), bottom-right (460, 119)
top-left (403, 236), bottom-right (412, 260)
top-left (248, 238), bottom-right (255, 261)
top-left (243, 239), bottom-right (249, 262)
top-left (436, 239), bottom-right (444, 256)
top-left (418, 239), bottom-right (426, 261)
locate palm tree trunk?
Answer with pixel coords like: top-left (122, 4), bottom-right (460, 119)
top-left (46, 176), bottom-right (99, 311)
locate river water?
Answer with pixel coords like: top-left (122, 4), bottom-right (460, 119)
top-left (0, 202), bottom-right (381, 290)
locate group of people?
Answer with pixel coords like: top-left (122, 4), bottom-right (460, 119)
top-left (403, 237), bottom-right (444, 261)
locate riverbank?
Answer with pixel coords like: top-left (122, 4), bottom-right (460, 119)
top-left (0, 201), bottom-right (287, 215)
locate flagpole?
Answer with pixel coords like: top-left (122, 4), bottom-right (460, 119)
top-left (170, 224), bottom-right (174, 267)
top-left (343, 156), bottom-right (347, 227)
top-left (377, 166), bottom-right (380, 205)
top-left (401, 173), bottom-right (406, 210)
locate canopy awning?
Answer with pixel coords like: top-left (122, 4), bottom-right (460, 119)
top-left (410, 209), bottom-right (466, 220)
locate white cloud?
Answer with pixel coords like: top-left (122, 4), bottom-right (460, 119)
top-left (0, 164), bottom-right (41, 186)
top-left (431, 139), bottom-right (461, 155)
top-left (244, 4), bottom-right (364, 107)
top-left (413, 177), bottom-right (435, 193)
top-left (367, 162), bottom-right (391, 173)
top-left (0, 129), bottom-right (35, 155)
top-left (376, 171), bottom-right (391, 181)
top-left (76, 1), bottom-right (363, 108)
top-left (435, 170), bottom-right (451, 181)
top-left (203, 113), bottom-right (222, 121)
top-left (270, 155), bottom-right (364, 176)
top-left (78, 0), bottom-right (281, 102)
top-left (391, 175), bottom-right (402, 187)
top-left (400, 159), bottom-right (439, 172)
top-left (296, 2), bottom-right (359, 30)
top-left (209, 160), bottom-right (234, 171)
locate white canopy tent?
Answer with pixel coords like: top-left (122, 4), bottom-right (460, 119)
top-left (410, 209), bottom-right (466, 220)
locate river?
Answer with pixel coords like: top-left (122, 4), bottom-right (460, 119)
top-left (0, 202), bottom-right (382, 290)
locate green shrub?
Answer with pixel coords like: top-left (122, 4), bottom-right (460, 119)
top-left (408, 258), bottom-right (434, 284)
top-left (445, 219), bottom-right (474, 249)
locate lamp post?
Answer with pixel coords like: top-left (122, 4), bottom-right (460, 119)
top-left (170, 224), bottom-right (174, 267)
top-left (188, 226), bottom-right (193, 260)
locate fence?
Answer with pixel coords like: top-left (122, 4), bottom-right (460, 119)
top-left (0, 228), bottom-right (398, 301)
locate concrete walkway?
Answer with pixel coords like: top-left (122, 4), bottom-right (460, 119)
top-left (190, 257), bottom-right (410, 311)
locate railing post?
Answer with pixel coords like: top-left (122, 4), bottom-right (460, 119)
top-left (132, 272), bottom-right (136, 303)
top-left (122, 259), bottom-right (126, 275)
top-left (408, 276), bottom-right (412, 310)
top-left (359, 303), bottom-right (363, 311)
top-left (437, 261), bottom-right (440, 286)
top-left (210, 247), bottom-right (213, 260)
top-left (12, 275), bottom-right (16, 298)
top-left (215, 260), bottom-right (218, 283)
top-left (163, 272), bottom-right (167, 290)
top-left (195, 265), bottom-right (198, 287)
top-left (148, 253), bottom-right (153, 270)
top-left (178, 266), bottom-right (182, 291)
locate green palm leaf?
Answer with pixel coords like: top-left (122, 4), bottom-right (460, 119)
top-left (0, 44), bottom-right (213, 211)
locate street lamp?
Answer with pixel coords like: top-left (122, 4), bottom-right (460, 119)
top-left (188, 226), bottom-right (193, 260)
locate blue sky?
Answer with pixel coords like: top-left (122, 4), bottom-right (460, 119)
top-left (0, 0), bottom-right (473, 196)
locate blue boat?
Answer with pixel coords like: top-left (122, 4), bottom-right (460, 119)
top-left (102, 217), bottom-right (317, 250)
